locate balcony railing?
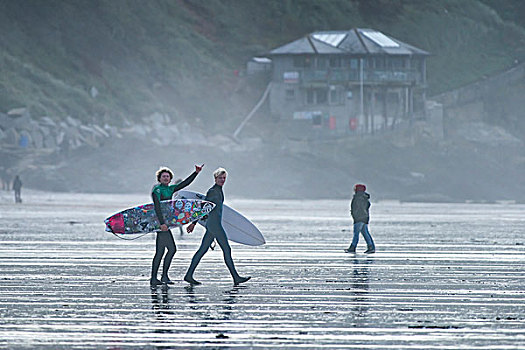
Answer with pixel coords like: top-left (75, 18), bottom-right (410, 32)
top-left (300, 68), bottom-right (421, 84)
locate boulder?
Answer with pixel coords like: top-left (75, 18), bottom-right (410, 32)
top-left (4, 128), bottom-right (18, 145)
top-left (39, 125), bottom-right (51, 137)
top-left (40, 117), bottom-right (57, 127)
top-left (90, 86), bottom-right (99, 98)
top-left (9, 113), bottom-right (32, 129)
top-left (30, 129), bottom-right (44, 148)
top-left (43, 134), bottom-right (57, 149)
top-left (91, 124), bottom-right (109, 138)
top-left (0, 113), bottom-right (9, 129)
top-left (66, 116), bottom-right (80, 127)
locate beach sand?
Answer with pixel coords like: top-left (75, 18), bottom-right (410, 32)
top-left (0, 191), bottom-right (523, 348)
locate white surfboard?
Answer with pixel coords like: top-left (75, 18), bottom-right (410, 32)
top-left (175, 190), bottom-right (265, 246)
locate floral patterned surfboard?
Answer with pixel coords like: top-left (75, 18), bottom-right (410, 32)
top-left (105, 199), bottom-right (214, 235)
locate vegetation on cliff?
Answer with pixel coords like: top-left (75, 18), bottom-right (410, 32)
top-left (1, 0), bottom-right (524, 131)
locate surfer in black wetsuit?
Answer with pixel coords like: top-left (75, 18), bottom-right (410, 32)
top-left (183, 168), bottom-right (250, 286)
top-left (150, 165), bottom-right (203, 286)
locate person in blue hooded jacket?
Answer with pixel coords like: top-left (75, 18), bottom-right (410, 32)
top-left (345, 184), bottom-right (376, 254)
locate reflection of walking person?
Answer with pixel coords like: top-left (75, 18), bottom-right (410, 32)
top-left (13, 175), bottom-right (22, 203)
top-left (184, 168), bottom-right (251, 286)
top-left (150, 165), bottom-right (203, 286)
top-left (345, 184), bottom-right (376, 254)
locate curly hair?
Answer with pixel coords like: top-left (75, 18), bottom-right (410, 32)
top-left (156, 167), bottom-right (174, 182)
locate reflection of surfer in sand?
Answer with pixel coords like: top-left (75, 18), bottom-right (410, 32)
top-left (150, 165), bottom-right (203, 286)
top-left (184, 168), bottom-right (251, 286)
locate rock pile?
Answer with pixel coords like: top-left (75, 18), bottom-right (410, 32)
top-left (121, 112), bottom-right (207, 146)
top-left (0, 108), bottom-right (242, 154)
top-left (0, 108), bottom-right (119, 152)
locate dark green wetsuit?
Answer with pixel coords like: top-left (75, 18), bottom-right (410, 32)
top-left (151, 171), bottom-right (197, 282)
top-left (185, 184), bottom-right (243, 281)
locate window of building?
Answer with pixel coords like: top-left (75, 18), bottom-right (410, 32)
top-left (312, 114), bottom-right (322, 126)
top-left (316, 57), bottom-right (326, 69)
top-left (350, 58), bottom-right (359, 69)
top-left (411, 57), bottom-right (421, 70)
top-left (316, 88), bottom-right (328, 104)
top-left (306, 89), bottom-right (315, 104)
top-left (329, 57), bottom-right (342, 68)
top-left (285, 88), bottom-right (295, 100)
top-left (389, 57), bottom-right (405, 69)
top-left (293, 56), bottom-right (312, 68)
top-left (374, 57), bottom-right (385, 69)
top-left (304, 57), bottom-right (312, 68)
top-left (306, 88), bottom-right (328, 105)
top-left (329, 88), bottom-right (339, 104)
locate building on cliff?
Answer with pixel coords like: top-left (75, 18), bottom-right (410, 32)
top-left (263, 28), bottom-right (429, 138)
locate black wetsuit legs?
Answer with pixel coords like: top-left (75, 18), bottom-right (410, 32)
top-left (186, 230), bottom-right (213, 278)
top-left (214, 229), bottom-right (240, 280)
top-left (186, 229), bottom-right (240, 280)
top-left (151, 230), bottom-right (176, 279)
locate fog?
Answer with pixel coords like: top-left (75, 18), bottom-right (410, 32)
top-left (1, 0), bottom-right (525, 203)
top-left (1, 2), bottom-right (525, 349)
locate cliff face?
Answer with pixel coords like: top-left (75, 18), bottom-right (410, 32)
top-left (1, 1), bottom-right (525, 201)
top-left (434, 62), bottom-right (525, 141)
top-left (1, 0), bottom-right (525, 128)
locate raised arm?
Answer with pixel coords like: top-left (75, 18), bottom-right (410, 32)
top-left (172, 164), bottom-right (204, 192)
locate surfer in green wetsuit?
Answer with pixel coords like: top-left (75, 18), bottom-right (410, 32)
top-left (184, 167), bottom-right (251, 286)
top-left (151, 165), bottom-right (203, 286)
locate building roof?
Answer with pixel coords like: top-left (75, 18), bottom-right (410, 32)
top-left (268, 28), bottom-right (429, 56)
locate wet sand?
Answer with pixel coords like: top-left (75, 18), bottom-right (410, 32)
top-left (0, 191), bottom-right (524, 349)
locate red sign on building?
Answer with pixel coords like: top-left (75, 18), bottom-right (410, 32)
top-left (349, 118), bottom-right (358, 130)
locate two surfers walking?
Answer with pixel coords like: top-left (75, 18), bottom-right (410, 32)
top-left (150, 165), bottom-right (250, 287)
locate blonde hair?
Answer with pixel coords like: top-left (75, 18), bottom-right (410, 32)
top-left (156, 167), bottom-right (174, 182)
top-left (213, 167), bottom-right (228, 178)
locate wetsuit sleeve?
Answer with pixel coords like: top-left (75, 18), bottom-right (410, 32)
top-left (152, 190), bottom-right (166, 225)
top-left (171, 171), bottom-right (198, 192)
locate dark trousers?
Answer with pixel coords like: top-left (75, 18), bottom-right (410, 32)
top-left (151, 230), bottom-right (176, 279)
top-left (185, 227), bottom-right (240, 280)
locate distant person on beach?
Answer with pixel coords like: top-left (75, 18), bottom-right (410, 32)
top-left (183, 167), bottom-right (251, 286)
top-left (13, 175), bottom-right (22, 203)
top-left (150, 165), bottom-right (203, 286)
top-left (345, 184), bottom-right (376, 254)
